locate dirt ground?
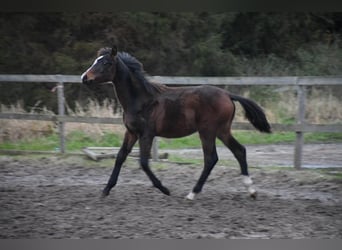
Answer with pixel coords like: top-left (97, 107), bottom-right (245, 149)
top-left (0, 143), bottom-right (341, 239)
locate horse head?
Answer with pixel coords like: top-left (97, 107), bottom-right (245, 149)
top-left (81, 46), bottom-right (118, 85)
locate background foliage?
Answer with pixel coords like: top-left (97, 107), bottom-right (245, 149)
top-left (0, 12), bottom-right (341, 112)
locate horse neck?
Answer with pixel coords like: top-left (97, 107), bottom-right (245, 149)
top-left (113, 60), bottom-right (155, 113)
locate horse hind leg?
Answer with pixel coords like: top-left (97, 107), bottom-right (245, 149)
top-left (218, 132), bottom-right (257, 199)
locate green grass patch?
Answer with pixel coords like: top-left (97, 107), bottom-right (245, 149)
top-left (233, 131), bottom-right (296, 144)
top-left (1, 130), bottom-right (341, 151)
top-left (159, 131), bottom-right (342, 149)
top-left (304, 132), bottom-right (342, 143)
top-left (0, 131), bottom-right (123, 152)
top-left (0, 134), bottom-right (59, 151)
top-left (329, 172), bottom-right (342, 180)
top-left (65, 131), bottom-right (123, 151)
top-left (233, 131), bottom-right (342, 145)
top-left (167, 154), bottom-right (204, 165)
top-left (159, 134), bottom-right (203, 149)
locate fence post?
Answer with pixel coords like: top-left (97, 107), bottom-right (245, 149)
top-left (294, 83), bottom-right (306, 169)
top-left (152, 137), bottom-right (158, 161)
top-left (57, 81), bottom-right (66, 153)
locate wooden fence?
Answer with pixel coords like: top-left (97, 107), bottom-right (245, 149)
top-left (0, 74), bottom-right (341, 168)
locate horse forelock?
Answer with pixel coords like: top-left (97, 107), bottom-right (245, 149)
top-left (97, 47), bottom-right (112, 57)
top-left (96, 47), bottom-right (143, 73)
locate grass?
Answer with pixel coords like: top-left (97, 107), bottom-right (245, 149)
top-left (159, 131), bottom-right (342, 149)
top-left (1, 89), bottom-right (341, 152)
top-left (1, 130), bottom-right (341, 152)
top-left (233, 131), bottom-right (296, 144)
top-left (235, 131), bottom-right (342, 144)
top-left (167, 155), bottom-right (204, 165)
top-left (65, 131), bottom-right (123, 151)
top-left (0, 134), bottom-right (60, 151)
top-left (0, 131), bottom-right (123, 151)
top-left (327, 172), bottom-right (342, 180)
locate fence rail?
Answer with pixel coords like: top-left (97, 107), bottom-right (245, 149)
top-left (1, 74), bottom-right (342, 85)
top-left (1, 74), bottom-right (342, 168)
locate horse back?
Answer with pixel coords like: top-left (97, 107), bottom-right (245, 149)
top-left (151, 85), bottom-right (235, 137)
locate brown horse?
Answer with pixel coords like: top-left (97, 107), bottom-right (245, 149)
top-left (81, 46), bottom-right (271, 200)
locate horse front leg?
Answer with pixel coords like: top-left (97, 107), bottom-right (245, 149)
top-left (186, 131), bottom-right (218, 200)
top-left (102, 130), bottom-right (138, 197)
top-left (139, 134), bottom-right (170, 196)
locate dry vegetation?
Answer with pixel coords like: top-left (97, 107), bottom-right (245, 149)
top-left (0, 99), bottom-right (124, 144)
top-left (1, 88), bottom-right (341, 144)
top-left (0, 102), bottom-right (55, 143)
top-left (226, 88), bottom-right (342, 125)
top-left (64, 99), bottom-right (125, 137)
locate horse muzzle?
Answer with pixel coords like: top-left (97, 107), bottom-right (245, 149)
top-left (81, 73), bottom-right (94, 85)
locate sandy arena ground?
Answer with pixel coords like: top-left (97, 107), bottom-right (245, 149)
top-left (0, 143), bottom-right (341, 238)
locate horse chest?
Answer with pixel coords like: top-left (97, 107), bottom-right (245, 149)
top-left (123, 113), bottom-right (146, 134)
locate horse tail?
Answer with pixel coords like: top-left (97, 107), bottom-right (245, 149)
top-left (229, 94), bottom-right (271, 133)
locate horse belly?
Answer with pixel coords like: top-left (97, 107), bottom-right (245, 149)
top-left (159, 124), bottom-right (196, 138)
top-left (155, 109), bottom-right (197, 138)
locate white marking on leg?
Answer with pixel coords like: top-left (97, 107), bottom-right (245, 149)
top-left (243, 176), bottom-right (253, 186)
top-left (185, 191), bottom-right (196, 200)
top-left (248, 186), bottom-right (256, 195)
top-left (242, 176), bottom-right (257, 196)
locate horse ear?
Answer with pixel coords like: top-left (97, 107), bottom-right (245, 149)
top-left (111, 46), bottom-right (118, 57)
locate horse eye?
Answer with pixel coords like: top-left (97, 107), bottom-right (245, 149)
top-left (104, 62), bottom-right (112, 66)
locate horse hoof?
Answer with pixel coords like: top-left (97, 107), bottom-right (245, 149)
top-left (160, 186), bottom-right (171, 196)
top-left (185, 192), bottom-right (196, 201)
top-left (250, 191), bottom-right (257, 200)
top-left (101, 188), bottom-right (110, 198)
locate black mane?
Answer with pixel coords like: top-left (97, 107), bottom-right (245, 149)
top-left (119, 52), bottom-right (156, 95)
top-left (97, 47), bottom-right (167, 95)
top-left (118, 52), bottom-right (143, 73)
